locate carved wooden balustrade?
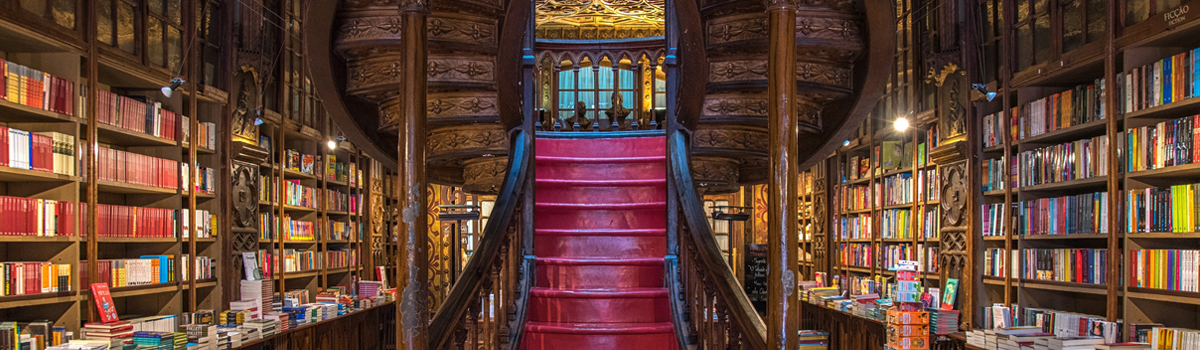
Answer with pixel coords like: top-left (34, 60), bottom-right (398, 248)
top-left (428, 130), bottom-right (532, 350)
top-left (668, 129), bottom-right (768, 350)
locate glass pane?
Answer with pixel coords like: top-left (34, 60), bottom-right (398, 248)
top-left (52, 0), bottom-right (74, 29)
top-left (599, 91), bottom-right (612, 109)
top-left (20, 0), bottom-right (46, 17)
top-left (1062, 1), bottom-right (1083, 53)
top-left (117, 2), bottom-right (136, 55)
top-left (1158, 0), bottom-right (1183, 13)
top-left (579, 68), bottom-right (594, 89)
top-left (579, 92), bottom-right (595, 111)
top-left (1085, 0), bottom-right (1105, 44)
top-left (168, 0), bottom-right (182, 25)
top-left (598, 68), bottom-right (613, 91)
top-left (655, 92), bottom-right (666, 108)
top-left (148, 0), bottom-right (162, 17)
top-left (1034, 16), bottom-right (1051, 64)
top-left (558, 70), bottom-right (574, 90)
top-left (1127, 0), bottom-right (1148, 27)
top-left (98, 0), bottom-right (113, 45)
top-left (655, 76), bottom-right (665, 92)
top-left (982, 0), bottom-right (995, 39)
top-left (1017, 23), bottom-right (1031, 70)
top-left (1016, 0), bottom-right (1029, 21)
top-left (1034, 0), bottom-right (1048, 13)
top-left (619, 69), bottom-right (635, 89)
top-left (983, 43), bottom-right (998, 84)
top-left (559, 91), bottom-right (574, 109)
top-left (621, 91), bottom-right (634, 109)
top-left (168, 27), bottom-right (182, 73)
top-left (148, 19), bottom-right (164, 67)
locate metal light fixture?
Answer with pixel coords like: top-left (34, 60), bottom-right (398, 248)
top-left (161, 77), bottom-right (185, 98)
top-left (972, 83), bottom-right (997, 102)
top-left (327, 136), bottom-right (347, 150)
top-left (254, 118), bottom-right (265, 126)
top-left (437, 205), bottom-right (481, 221)
top-left (712, 206), bottom-right (752, 222)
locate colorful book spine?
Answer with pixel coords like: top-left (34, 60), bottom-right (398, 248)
top-left (1018, 135), bottom-right (1109, 187)
top-left (0, 262), bottom-right (71, 296)
top-left (1019, 249), bottom-right (1107, 284)
top-left (1017, 191), bottom-right (1108, 236)
top-left (839, 243), bottom-right (872, 268)
top-left (1126, 183), bottom-right (1200, 233)
top-left (0, 196), bottom-right (76, 237)
top-left (836, 214), bottom-right (872, 240)
top-left (880, 209), bottom-right (912, 239)
top-left (1015, 80), bottom-right (1106, 141)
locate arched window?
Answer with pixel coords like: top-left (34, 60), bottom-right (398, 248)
top-left (541, 51), bottom-right (665, 126)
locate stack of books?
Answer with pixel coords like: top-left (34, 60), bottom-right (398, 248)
top-left (242, 319), bottom-right (277, 339)
top-left (797, 330), bottom-right (829, 350)
top-left (131, 331), bottom-right (174, 349)
top-left (929, 308), bottom-right (960, 335)
top-left (81, 322), bottom-right (133, 344)
top-left (45, 340), bottom-right (111, 350)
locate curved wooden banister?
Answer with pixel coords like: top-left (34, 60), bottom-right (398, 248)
top-left (667, 129), bottom-right (768, 350)
top-left (428, 129), bottom-right (532, 350)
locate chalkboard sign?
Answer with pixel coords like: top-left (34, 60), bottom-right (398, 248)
top-left (744, 244), bottom-right (768, 313)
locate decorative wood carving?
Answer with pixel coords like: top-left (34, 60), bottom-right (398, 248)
top-left (939, 162), bottom-right (967, 228)
top-left (794, 14), bottom-right (862, 43)
top-left (706, 13), bottom-right (769, 46)
top-left (702, 94), bottom-right (769, 118)
top-left (692, 126), bottom-right (769, 155)
top-left (348, 55), bottom-right (406, 95)
top-left (938, 73), bottom-right (968, 144)
top-left (811, 163), bottom-right (827, 273)
top-left (231, 67), bottom-right (259, 143)
top-left (427, 124), bottom-right (509, 160)
top-left (462, 158), bottom-right (508, 194)
top-left (709, 59), bottom-right (768, 83)
top-left (535, 27), bottom-right (664, 40)
top-left (690, 157), bottom-right (741, 194)
top-left (427, 56), bottom-right (496, 86)
top-left (380, 97), bottom-right (402, 135)
top-left (336, 12), bottom-right (405, 51)
top-left (427, 14), bottom-right (497, 47)
top-left (795, 61), bottom-right (852, 89)
top-left (427, 92), bottom-right (499, 122)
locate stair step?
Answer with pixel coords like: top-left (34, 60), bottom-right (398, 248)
top-left (535, 137), bottom-right (665, 159)
top-left (534, 229), bottom-right (668, 236)
top-left (520, 322), bottom-right (678, 350)
top-left (536, 258), bottom-right (664, 289)
top-left (536, 185), bottom-right (666, 205)
top-left (527, 288), bottom-right (671, 323)
top-left (536, 161), bottom-right (666, 181)
top-left (534, 208), bottom-right (667, 231)
top-left (535, 156), bottom-right (666, 164)
top-left (534, 230), bottom-right (667, 258)
top-left (535, 178), bottom-right (666, 186)
top-left (535, 202), bottom-right (666, 210)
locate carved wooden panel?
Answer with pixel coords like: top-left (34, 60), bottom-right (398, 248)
top-left (938, 161), bottom-right (969, 282)
top-left (427, 124), bottom-right (509, 160)
top-left (938, 72), bottom-right (968, 144)
top-left (231, 68), bottom-right (259, 143)
top-left (335, 10), bottom-right (405, 52)
top-left (347, 55), bottom-right (406, 96)
top-left (812, 162), bottom-right (828, 274)
top-left (690, 157), bottom-right (740, 194)
top-left (427, 56), bottom-right (496, 86)
top-left (706, 13), bottom-right (768, 46)
top-left (702, 94), bottom-right (768, 119)
top-left (427, 14), bottom-right (497, 48)
top-left (692, 125), bottom-right (769, 156)
top-left (463, 158), bottom-right (508, 194)
top-left (708, 59), bottom-right (767, 84)
top-left (427, 92), bottom-right (499, 123)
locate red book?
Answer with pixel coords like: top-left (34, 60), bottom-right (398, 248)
top-left (90, 283), bottom-right (119, 322)
top-left (0, 125), bottom-right (8, 168)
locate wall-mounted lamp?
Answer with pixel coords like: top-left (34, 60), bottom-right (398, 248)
top-left (161, 77), bottom-right (185, 98)
top-left (327, 136), bottom-right (347, 150)
top-left (894, 116), bottom-right (910, 132)
top-left (972, 83), bottom-right (997, 102)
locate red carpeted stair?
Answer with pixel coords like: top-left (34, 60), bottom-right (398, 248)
top-left (522, 136), bottom-right (678, 350)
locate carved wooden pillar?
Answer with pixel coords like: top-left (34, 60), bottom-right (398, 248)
top-left (812, 159), bottom-right (828, 277)
top-left (932, 86), bottom-right (972, 332)
top-left (396, 1), bottom-right (431, 349)
top-left (631, 62), bottom-right (641, 129)
top-left (766, 0), bottom-right (800, 349)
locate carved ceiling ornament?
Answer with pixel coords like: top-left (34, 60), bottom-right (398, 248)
top-left (536, 0), bottom-right (664, 31)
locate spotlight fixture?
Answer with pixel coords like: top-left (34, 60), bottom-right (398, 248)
top-left (328, 136), bottom-right (347, 150)
top-left (843, 140), bottom-right (851, 147)
top-left (893, 116), bottom-right (910, 132)
top-left (253, 118), bottom-right (264, 126)
top-left (161, 77), bottom-right (185, 98)
top-left (972, 83), bottom-right (997, 102)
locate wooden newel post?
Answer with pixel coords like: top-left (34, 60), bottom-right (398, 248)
top-left (397, 1), bottom-right (431, 350)
top-left (766, 0), bottom-right (800, 349)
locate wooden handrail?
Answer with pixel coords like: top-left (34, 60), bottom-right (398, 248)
top-left (428, 129), bottom-right (532, 350)
top-left (667, 129), bottom-right (768, 350)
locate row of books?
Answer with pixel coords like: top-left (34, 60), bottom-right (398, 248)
top-left (284, 150), bottom-right (317, 175)
top-left (1149, 327), bottom-right (1200, 349)
top-left (95, 90), bottom-right (180, 141)
top-left (982, 111), bottom-right (1006, 148)
top-left (1013, 80), bottom-right (1107, 141)
top-left (327, 220), bottom-right (352, 241)
top-left (325, 249), bottom-right (358, 269)
top-left (838, 243), bottom-right (872, 268)
top-left (90, 145), bottom-right (179, 189)
top-left (1017, 191), bottom-right (1110, 236)
top-left (1125, 114), bottom-right (1200, 172)
top-left (1017, 135), bottom-right (1110, 187)
top-left (880, 243), bottom-right (937, 273)
top-left (253, 250), bottom-right (275, 279)
top-left (1129, 249), bottom-right (1200, 292)
top-left (835, 184), bottom-right (873, 211)
top-left (983, 248), bottom-right (1017, 278)
top-left (181, 255), bottom-right (214, 281)
top-left (982, 156), bottom-right (1013, 192)
top-left (324, 156), bottom-right (356, 185)
top-left (284, 180), bottom-right (319, 209)
top-left (80, 256), bottom-right (176, 288)
top-left (259, 213), bottom-right (278, 240)
top-left (258, 175), bottom-right (276, 204)
top-left (88, 204), bottom-right (177, 238)
top-left (283, 216), bottom-right (316, 241)
top-left (918, 168), bottom-right (939, 202)
top-left (1, 128), bottom-right (74, 176)
top-left (920, 207), bottom-right (940, 239)
top-left (1019, 248), bottom-right (1108, 284)
top-left (0, 262), bottom-right (71, 296)
top-left (981, 203), bottom-right (1008, 237)
top-left (1121, 48), bottom-right (1198, 114)
top-left (3, 59), bottom-right (76, 116)
top-left (281, 249), bottom-right (318, 273)
top-left (324, 190), bottom-right (359, 213)
top-left (181, 209), bottom-right (217, 238)
top-left (880, 209), bottom-right (913, 239)
top-left (1022, 307), bottom-right (1122, 343)
top-left (842, 154), bottom-right (871, 182)
top-left (0, 196), bottom-right (76, 237)
top-left (881, 173), bottom-right (914, 206)
top-left (182, 164), bottom-right (217, 194)
top-left (181, 117), bottom-right (217, 151)
top-left (836, 215), bottom-right (871, 240)
top-left (1127, 184), bottom-right (1200, 233)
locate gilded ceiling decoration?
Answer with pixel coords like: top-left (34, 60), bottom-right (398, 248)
top-left (536, 0), bottom-right (664, 32)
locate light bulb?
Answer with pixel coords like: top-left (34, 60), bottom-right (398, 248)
top-left (894, 117), bottom-right (910, 132)
top-left (327, 140), bottom-right (337, 150)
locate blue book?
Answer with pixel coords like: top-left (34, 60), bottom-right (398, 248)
top-left (1166, 58), bottom-right (1174, 105)
top-left (1193, 48), bottom-right (1200, 99)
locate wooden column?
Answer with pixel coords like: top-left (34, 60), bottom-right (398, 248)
top-left (1104, 0), bottom-right (1120, 322)
top-left (766, 1), bottom-right (800, 349)
top-left (396, 1), bottom-right (431, 349)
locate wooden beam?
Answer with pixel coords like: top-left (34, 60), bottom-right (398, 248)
top-left (766, 1), bottom-right (800, 348)
top-left (396, 1), bottom-right (431, 349)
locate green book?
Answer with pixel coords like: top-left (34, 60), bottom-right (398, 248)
top-left (881, 141), bottom-right (901, 170)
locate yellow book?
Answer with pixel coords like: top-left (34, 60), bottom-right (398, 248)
top-left (41, 263), bottom-right (50, 293)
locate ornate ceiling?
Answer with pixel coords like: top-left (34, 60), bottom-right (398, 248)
top-left (536, 0), bottom-right (664, 39)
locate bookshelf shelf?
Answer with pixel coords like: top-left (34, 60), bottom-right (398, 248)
top-left (843, 266), bottom-right (871, 274)
top-left (1017, 176), bottom-right (1108, 194)
top-left (194, 280), bottom-right (218, 289)
top-left (842, 208), bottom-right (872, 215)
top-left (286, 270), bottom-right (320, 278)
top-left (101, 282), bottom-right (181, 298)
top-left (283, 204), bottom-right (318, 213)
top-left (881, 167), bottom-right (913, 177)
top-left (0, 236), bottom-right (76, 243)
top-left (0, 166), bottom-right (80, 182)
top-left (982, 189), bottom-right (1007, 197)
top-left (1123, 96), bottom-right (1200, 124)
top-left (0, 98), bottom-right (79, 124)
top-left (283, 169), bottom-right (317, 180)
top-left (0, 291), bottom-right (78, 309)
top-left (1010, 51), bottom-right (1105, 89)
top-left (1017, 279), bottom-right (1109, 295)
top-left (325, 210), bottom-right (350, 216)
top-left (186, 238), bottom-right (217, 243)
top-left (1016, 118), bottom-right (1109, 146)
top-left (327, 267), bottom-right (352, 274)
top-left (327, 179), bottom-right (349, 187)
top-left (845, 177), bottom-right (871, 185)
top-left (881, 203), bottom-right (912, 210)
top-left (183, 191), bottom-right (217, 199)
top-left (94, 180), bottom-right (178, 195)
top-left (283, 240), bottom-right (319, 245)
top-left (1126, 288), bottom-right (1200, 305)
top-left (327, 240), bottom-right (351, 244)
top-left (1126, 162), bottom-right (1200, 180)
top-left (1126, 232), bottom-right (1200, 239)
top-left (981, 143), bottom-right (1015, 154)
top-left (93, 237), bottom-right (179, 243)
top-left (94, 123), bottom-right (179, 147)
top-left (1017, 233), bottom-right (1111, 240)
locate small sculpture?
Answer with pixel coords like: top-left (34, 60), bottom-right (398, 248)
top-left (605, 93), bottom-right (631, 131)
top-left (570, 101), bottom-right (591, 131)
